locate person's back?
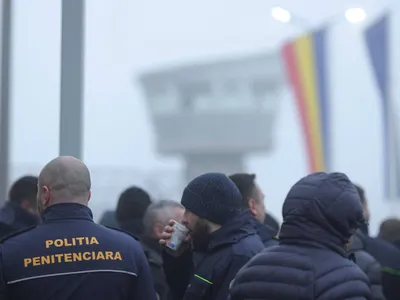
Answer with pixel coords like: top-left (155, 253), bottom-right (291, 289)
top-left (0, 204), bottom-right (155, 299)
top-left (354, 229), bottom-right (400, 300)
top-left (230, 172), bottom-right (372, 300)
top-left (98, 210), bottom-right (119, 228)
top-left (354, 186), bottom-right (400, 300)
top-left (0, 156), bottom-right (157, 300)
top-left (349, 231), bottom-right (386, 300)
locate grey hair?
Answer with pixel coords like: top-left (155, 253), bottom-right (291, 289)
top-left (143, 200), bottom-right (183, 236)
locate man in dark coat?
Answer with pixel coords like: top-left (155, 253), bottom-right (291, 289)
top-left (115, 186), bottom-right (152, 236)
top-left (230, 172), bottom-right (372, 300)
top-left (354, 185), bottom-right (400, 300)
top-left (98, 210), bottom-right (118, 228)
top-left (160, 173), bottom-right (264, 300)
top-left (0, 176), bottom-right (40, 239)
top-left (378, 218), bottom-right (400, 250)
top-left (141, 200), bottom-right (184, 300)
top-left (228, 173), bottom-right (278, 247)
top-left (0, 156), bottom-right (157, 300)
top-left (349, 230), bottom-right (386, 300)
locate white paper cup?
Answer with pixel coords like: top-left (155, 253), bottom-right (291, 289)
top-left (166, 221), bottom-right (189, 251)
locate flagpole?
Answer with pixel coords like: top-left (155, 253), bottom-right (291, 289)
top-left (387, 11), bottom-right (400, 204)
top-left (388, 2), bottom-right (400, 216)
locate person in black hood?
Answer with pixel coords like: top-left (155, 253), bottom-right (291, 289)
top-left (229, 173), bottom-right (278, 247)
top-left (160, 173), bottom-right (264, 300)
top-left (230, 172), bottom-right (371, 300)
top-left (115, 186), bottom-right (152, 236)
top-left (0, 175), bottom-right (40, 239)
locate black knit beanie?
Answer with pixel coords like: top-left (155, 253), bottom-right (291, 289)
top-left (181, 172), bottom-right (243, 225)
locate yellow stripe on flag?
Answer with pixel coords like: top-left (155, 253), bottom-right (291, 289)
top-left (293, 35), bottom-right (325, 171)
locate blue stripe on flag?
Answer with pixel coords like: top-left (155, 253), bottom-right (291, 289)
top-left (364, 14), bottom-right (392, 199)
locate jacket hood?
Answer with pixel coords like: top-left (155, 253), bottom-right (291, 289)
top-left (279, 172), bottom-right (365, 255)
top-left (348, 229), bottom-right (366, 251)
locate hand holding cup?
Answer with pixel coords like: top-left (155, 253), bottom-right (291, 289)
top-left (159, 219), bottom-right (190, 257)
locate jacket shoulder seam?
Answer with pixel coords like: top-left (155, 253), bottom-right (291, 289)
top-left (0, 225), bottom-right (37, 244)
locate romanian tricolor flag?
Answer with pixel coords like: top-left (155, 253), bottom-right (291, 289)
top-left (281, 28), bottom-right (330, 172)
top-left (364, 13), bottom-right (400, 200)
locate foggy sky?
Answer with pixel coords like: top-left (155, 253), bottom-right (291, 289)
top-left (9, 0), bottom-right (396, 232)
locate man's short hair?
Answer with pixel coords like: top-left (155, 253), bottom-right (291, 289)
top-left (228, 173), bottom-right (257, 208)
top-left (142, 200), bottom-right (183, 236)
top-left (379, 218), bottom-right (400, 243)
top-left (9, 176), bottom-right (38, 206)
top-left (115, 186), bottom-right (152, 223)
top-left (354, 184), bottom-right (366, 205)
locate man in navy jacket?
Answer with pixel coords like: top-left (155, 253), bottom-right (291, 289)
top-left (0, 156), bottom-right (157, 300)
top-left (160, 173), bottom-right (264, 300)
top-left (229, 173), bottom-right (278, 247)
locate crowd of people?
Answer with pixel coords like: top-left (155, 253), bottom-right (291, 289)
top-left (0, 156), bottom-right (399, 300)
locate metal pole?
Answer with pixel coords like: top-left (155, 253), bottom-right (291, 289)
top-left (59, 0), bottom-right (85, 158)
top-left (0, 0), bottom-right (12, 205)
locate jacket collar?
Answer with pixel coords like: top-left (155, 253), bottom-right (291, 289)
top-left (42, 203), bottom-right (93, 223)
top-left (256, 222), bottom-right (278, 243)
top-left (348, 229), bottom-right (366, 251)
top-left (202, 210), bottom-right (258, 252)
top-left (119, 218), bottom-right (144, 236)
top-left (0, 202), bottom-right (40, 227)
top-left (280, 217), bottom-right (348, 257)
top-left (141, 235), bottom-right (162, 253)
top-left (141, 235), bottom-right (163, 265)
top-left (394, 240), bottom-right (400, 250)
top-left (358, 222), bottom-right (369, 236)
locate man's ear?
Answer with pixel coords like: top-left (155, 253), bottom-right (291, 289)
top-left (248, 198), bottom-right (257, 217)
top-left (153, 222), bottom-right (164, 238)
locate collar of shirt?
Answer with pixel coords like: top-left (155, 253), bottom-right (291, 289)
top-left (41, 203), bottom-right (93, 223)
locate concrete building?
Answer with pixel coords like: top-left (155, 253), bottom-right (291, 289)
top-left (138, 51), bottom-right (285, 182)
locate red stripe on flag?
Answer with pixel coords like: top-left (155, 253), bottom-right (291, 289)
top-left (282, 42), bottom-right (315, 172)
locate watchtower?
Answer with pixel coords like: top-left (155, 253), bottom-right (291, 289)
top-left (138, 51), bottom-right (285, 182)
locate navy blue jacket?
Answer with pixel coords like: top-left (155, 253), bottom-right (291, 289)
top-left (255, 222), bottom-right (278, 248)
top-left (163, 210), bottom-right (264, 300)
top-left (0, 202), bottom-right (40, 240)
top-left (0, 203), bottom-right (157, 300)
top-left (263, 212), bottom-right (280, 232)
top-left (230, 172), bottom-right (372, 300)
top-left (98, 210), bottom-right (119, 228)
top-left (349, 231), bottom-right (386, 300)
top-left (353, 230), bottom-right (400, 300)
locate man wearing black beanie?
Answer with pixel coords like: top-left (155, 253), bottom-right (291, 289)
top-left (160, 172), bottom-right (264, 300)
